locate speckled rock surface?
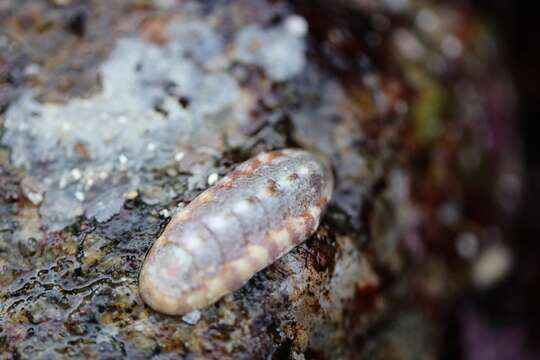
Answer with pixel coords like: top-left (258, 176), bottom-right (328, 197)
top-left (0, 0), bottom-right (518, 359)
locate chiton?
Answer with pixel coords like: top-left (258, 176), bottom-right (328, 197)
top-left (139, 149), bottom-right (334, 315)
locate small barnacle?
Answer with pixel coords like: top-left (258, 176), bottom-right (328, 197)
top-left (139, 149), bottom-right (334, 315)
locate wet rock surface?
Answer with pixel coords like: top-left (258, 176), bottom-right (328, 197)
top-left (0, 0), bottom-right (518, 359)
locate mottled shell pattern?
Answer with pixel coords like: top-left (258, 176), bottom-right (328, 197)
top-left (139, 149), bottom-right (334, 315)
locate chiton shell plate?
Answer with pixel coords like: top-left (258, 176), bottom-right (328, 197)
top-left (139, 149), bottom-right (333, 315)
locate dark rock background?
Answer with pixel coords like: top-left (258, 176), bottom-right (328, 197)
top-left (446, 1), bottom-right (540, 359)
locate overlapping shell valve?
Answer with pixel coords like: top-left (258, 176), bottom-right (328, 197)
top-left (139, 149), bottom-right (333, 315)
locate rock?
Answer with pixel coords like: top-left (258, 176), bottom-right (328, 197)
top-left (182, 310), bottom-right (201, 325)
top-left (0, 0), bottom-right (518, 358)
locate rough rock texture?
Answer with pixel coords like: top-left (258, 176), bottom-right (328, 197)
top-left (0, 0), bottom-right (518, 359)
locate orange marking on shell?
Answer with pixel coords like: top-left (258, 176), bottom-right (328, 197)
top-left (198, 191), bottom-right (214, 204)
top-left (228, 169), bottom-right (252, 180)
top-left (301, 209), bottom-right (316, 231)
top-left (214, 177), bottom-right (234, 191)
top-left (264, 228), bottom-right (293, 258)
top-left (266, 179), bottom-right (279, 195)
top-left (287, 173), bottom-right (299, 182)
top-left (248, 158), bottom-right (262, 169)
